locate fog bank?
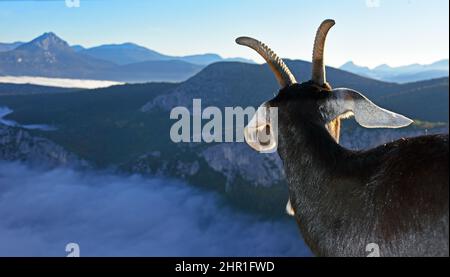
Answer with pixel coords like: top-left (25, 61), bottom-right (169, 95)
top-left (0, 162), bottom-right (310, 257)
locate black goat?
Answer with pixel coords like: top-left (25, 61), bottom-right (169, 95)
top-left (237, 19), bottom-right (449, 257)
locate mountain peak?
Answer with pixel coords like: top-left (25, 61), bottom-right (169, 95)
top-left (18, 32), bottom-right (71, 52)
top-left (90, 42), bottom-right (144, 50)
top-left (40, 32), bottom-right (58, 38)
top-left (340, 61), bottom-right (370, 72)
top-left (341, 61), bottom-right (356, 66)
top-left (120, 42), bottom-right (140, 48)
top-left (373, 64), bottom-right (392, 71)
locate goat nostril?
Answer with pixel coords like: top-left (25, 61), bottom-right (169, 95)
top-left (265, 125), bottom-right (271, 135)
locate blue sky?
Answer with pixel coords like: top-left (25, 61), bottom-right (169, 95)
top-left (0, 0), bottom-right (448, 68)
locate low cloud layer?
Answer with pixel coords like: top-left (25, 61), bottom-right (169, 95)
top-left (0, 76), bottom-right (123, 89)
top-left (0, 162), bottom-right (310, 257)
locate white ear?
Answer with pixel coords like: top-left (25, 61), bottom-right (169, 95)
top-left (322, 88), bottom-right (414, 129)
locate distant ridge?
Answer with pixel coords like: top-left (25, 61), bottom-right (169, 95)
top-left (81, 43), bottom-right (254, 65)
top-left (0, 42), bottom-right (23, 52)
top-left (340, 59), bottom-right (449, 83)
top-left (81, 43), bottom-right (173, 65)
top-left (0, 33), bottom-right (254, 82)
top-left (0, 32), bottom-right (115, 79)
top-left (142, 60), bottom-right (448, 122)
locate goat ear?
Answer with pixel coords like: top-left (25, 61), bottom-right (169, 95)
top-left (323, 88), bottom-right (414, 129)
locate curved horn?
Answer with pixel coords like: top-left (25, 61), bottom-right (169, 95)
top-left (312, 19), bottom-right (335, 86)
top-left (236, 37), bottom-right (297, 88)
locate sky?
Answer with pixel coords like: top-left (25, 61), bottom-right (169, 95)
top-left (0, 0), bottom-right (448, 68)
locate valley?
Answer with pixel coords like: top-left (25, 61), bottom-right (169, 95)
top-left (0, 60), bottom-right (448, 218)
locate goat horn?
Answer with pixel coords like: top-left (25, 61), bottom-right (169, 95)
top-left (312, 19), bottom-right (335, 86)
top-left (236, 37), bottom-right (297, 88)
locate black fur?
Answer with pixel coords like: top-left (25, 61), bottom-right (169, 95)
top-left (271, 83), bottom-right (449, 257)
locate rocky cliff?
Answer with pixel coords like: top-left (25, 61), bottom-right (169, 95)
top-left (0, 125), bottom-right (88, 168)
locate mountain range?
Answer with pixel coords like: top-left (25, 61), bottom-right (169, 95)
top-left (340, 60), bottom-right (449, 83)
top-left (80, 43), bottom-right (252, 65)
top-left (0, 42), bottom-right (24, 52)
top-left (2, 32), bottom-right (447, 85)
top-left (0, 33), bottom-right (117, 79)
top-left (0, 59), bottom-right (448, 217)
top-left (0, 33), bottom-right (252, 83)
top-left (140, 61), bottom-right (449, 122)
